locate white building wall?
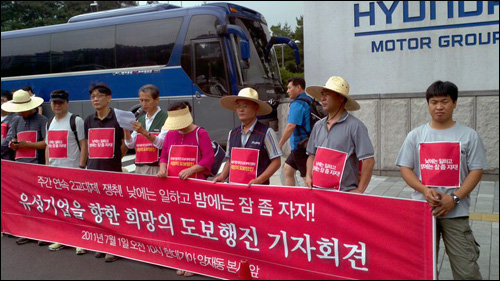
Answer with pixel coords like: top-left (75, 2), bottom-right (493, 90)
top-left (297, 1), bottom-right (499, 177)
top-left (304, 1), bottom-right (499, 94)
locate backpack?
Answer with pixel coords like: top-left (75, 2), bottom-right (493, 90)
top-left (47, 114), bottom-right (81, 151)
top-left (294, 96), bottom-right (325, 137)
top-left (194, 127), bottom-right (226, 176)
top-left (211, 141), bottom-right (226, 176)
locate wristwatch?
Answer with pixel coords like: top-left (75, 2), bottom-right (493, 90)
top-left (452, 193), bottom-right (461, 204)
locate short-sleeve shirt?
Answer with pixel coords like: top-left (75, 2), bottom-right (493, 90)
top-left (288, 93), bottom-right (312, 151)
top-left (1, 113), bottom-right (21, 160)
top-left (11, 112), bottom-right (48, 164)
top-left (396, 122), bottom-right (488, 219)
top-left (84, 108), bottom-right (124, 172)
top-left (46, 113), bottom-right (85, 168)
top-left (159, 127), bottom-right (214, 179)
top-left (307, 111), bottom-right (375, 191)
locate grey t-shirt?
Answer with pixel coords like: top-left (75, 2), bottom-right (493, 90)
top-left (307, 111), bottom-right (375, 191)
top-left (45, 113), bottom-right (85, 168)
top-left (11, 112), bottom-right (48, 164)
top-left (396, 122), bottom-right (488, 218)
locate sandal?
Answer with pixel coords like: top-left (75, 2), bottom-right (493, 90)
top-left (183, 272), bottom-right (194, 277)
top-left (176, 270), bottom-right (185, 276)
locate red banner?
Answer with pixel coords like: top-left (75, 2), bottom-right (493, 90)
top-left (47, 130), bottom-right (69, 159)
top-left (1, 160), bottom-right (436, 280)
top-left (167, 145), bottom-right (198, 178)
top-left (420, 142), bottom-right (461, 187)
top-left (15, 131), bottom-right (37, 159)
top-left (88, 128), bottom-right (115, 159)
top-left (312, 147), bottom-right (348, 190)
top-left (229, 148), bottom-right (259, 185)
top-left (135, 133), bottom-right (160, 164)
top-left (1, 123), bottom-right (7, 141)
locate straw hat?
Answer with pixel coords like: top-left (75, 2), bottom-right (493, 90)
top-left (306, 76), bottom-right (360, 111)
top-left (162, 107), bottom-right (193, 130)
top-left (220, 88), bottom-right (272, 116)
top-left (1, 90), bottom-right (44, 113)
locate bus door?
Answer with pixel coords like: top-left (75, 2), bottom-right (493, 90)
top-left (190, 38), bottom-right (234, 144)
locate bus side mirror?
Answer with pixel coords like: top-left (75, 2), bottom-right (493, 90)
top-left (265, 36), bottom-right (301, 66)
top-left (217, 24), bottom-right (250, 60)
top-left (239, 40), bottom-right (250, 61)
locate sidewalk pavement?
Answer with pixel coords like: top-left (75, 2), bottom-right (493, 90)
top-left (270, 164), bottom-right (499, 280)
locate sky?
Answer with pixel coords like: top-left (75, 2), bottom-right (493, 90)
top-left (138, 1), bottom-right (303, 30)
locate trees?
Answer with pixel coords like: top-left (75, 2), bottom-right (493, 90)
top-left (270, 16), bottom-right (304, 87)
top-left (1, 1), bottom-right (137, 32)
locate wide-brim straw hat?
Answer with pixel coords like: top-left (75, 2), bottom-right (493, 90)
top-left (306, 76), bottom-right (360, 111)
top-left (1, 90), bottom-right (44, 113)
top-left (220, 87), bottom-right (273, 116)
top-left (162, 107), bottom-right (193, 130)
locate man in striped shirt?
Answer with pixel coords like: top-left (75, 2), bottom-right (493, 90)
top-left (214, 88), bottom-right (282, 186)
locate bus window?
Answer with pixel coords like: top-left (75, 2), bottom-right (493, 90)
top-left (230, 17), bottom-right (283, 102)
top-left (181, 15), bottom-right (219, 85)
top-left (193, 40), bottom-right (228, 97)
top-left (1, 35), bottom-right (50, 77)
top-left (51, 26), bottom-right (115, 73)
top-left (116, 18), bottom-right (182, 68)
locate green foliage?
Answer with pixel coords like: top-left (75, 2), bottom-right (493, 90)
top-left (1, 1), bottom-right (138, 32)
top-left (270, 16), bottom-right (304, 87)
top-left (279, 67), bottom-right (304, 91)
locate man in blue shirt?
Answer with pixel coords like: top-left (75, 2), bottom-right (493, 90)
top-left (279, 77), bottom-right (312, 186)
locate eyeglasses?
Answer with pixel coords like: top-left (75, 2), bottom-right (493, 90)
top-left (90, 94), bottom-right (108, 100)
top-left (235, 104), bottom-right (250, 110)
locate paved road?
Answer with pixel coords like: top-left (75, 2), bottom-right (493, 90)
top-left (1, 234), bottom-right (214, 280)
top-left (2, 158), bottom-right (498, 280)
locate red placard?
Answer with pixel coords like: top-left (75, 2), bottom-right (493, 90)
top-left (312, 147), bottom-right (348, 190)
top-left (1, 160), bottom-right (436, 280)
top-left (1, 123), bottom-right (8, 141)
top-left (88, 128), bottom-right (115, 159)
top-left (167, 145), bottom-right (198, 178)
top-left (47, 130), bottom-right (69, 159)
top-left (15, 131), bottom-right (37, 159)
top-left (420, 142), bottom-right (461, 187)
top-left (135, 133), bottom-right (159, 164)
top-left (229, 148), bottom-right (259, 185)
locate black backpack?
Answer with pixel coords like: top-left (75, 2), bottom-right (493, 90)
top-left (47, 114), bottom-right (81, 150)
top-left (294, 96), bottom-right (325, 137)
top-left (194, 127), bottom-right (226, 176)
top-left (210, 141), bottom-right (226, 176)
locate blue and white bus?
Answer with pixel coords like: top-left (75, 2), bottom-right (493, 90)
top-left (1, 2), bottom-right (300, 144)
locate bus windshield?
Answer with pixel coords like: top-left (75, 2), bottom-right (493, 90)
top-left (231, 17), bottom-right (281, 89)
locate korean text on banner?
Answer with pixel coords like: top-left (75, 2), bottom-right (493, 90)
top-left (88, 128), bottom-right (115, 159)
top-left (312, 147), bottom-right (348, 190)
top-left (420, 142), bottom-right (461, 187)
top-left (48, 130), bottom-right (69, 159)
top-left (1, 160), bottom-right (435, 280)
top-left (229, 148), bottom-right (259, 184)
top-left (167, 145), bottom-right (198, 177)
top-left (15, 131), bottom-right (37, 159)
top-left (135, 133), bottom-right (160, 164)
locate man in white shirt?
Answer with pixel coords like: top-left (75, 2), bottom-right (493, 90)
top-left (396, 81), bottom-right (487, 280)
top-left (44, 90), bottom-right (88, 254)
top-left (45, 90), bottom-right (87, 168)
top-left (124, 85), bottom-right (168, 175)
